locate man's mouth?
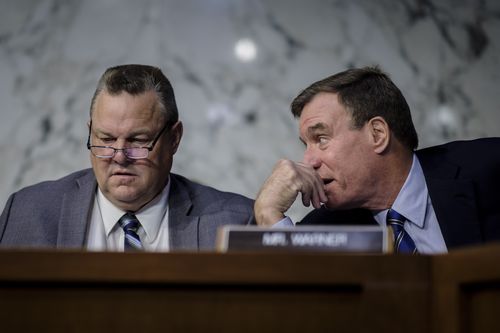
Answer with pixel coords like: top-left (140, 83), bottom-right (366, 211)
top-left (323, 178), bottom-right (334, 186)
top-left (112, 170), bottom-right (136, 177)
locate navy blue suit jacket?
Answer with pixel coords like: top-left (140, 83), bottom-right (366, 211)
top-left (299, 138), bottom-right (500, 250)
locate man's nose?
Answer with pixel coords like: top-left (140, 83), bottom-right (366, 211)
top-left (112, 149), bottom-right (129, 164)
top-left (303, 149), bottom-right (321, 169)
top-left (111, 141), bottom-right (130, 164)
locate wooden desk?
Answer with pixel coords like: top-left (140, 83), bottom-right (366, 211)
top-left (0, 244), bottom-right (498, 333)
top-left (432, 245), bottom-right (500, 333)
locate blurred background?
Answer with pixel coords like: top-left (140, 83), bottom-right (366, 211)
top-left (1, 0), bottom-right (499, 221)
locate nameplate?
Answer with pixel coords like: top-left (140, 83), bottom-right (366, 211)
top-left (216, 225), bottom-right (391, 253)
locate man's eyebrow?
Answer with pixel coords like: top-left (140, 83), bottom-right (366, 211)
top-left (91, 127), bottom-right (112, 136)
top-left (307, 122), bottom-right (328, 136)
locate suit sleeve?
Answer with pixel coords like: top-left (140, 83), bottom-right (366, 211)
top-left (0, 193), bottom-right (15, 242)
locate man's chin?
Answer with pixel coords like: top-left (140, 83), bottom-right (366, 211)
top-left (109, 187), bottom-right (138, 199)
top-left (323, 202), bottom-right (337, 210)
top-left (323, 199), bottom-right (350, 211)
top-left (107, 191), bottom-right (143, 210)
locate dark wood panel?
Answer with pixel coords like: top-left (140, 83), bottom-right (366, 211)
top-left (432, 243), bottom-right (500, 333)
top-left (462, 283), bottom-right (500, 333)
top-left (0, 284), bottom-right (363, 333)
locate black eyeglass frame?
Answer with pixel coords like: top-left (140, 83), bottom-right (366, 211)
top-left (86, 120), bottom-right (172, 159)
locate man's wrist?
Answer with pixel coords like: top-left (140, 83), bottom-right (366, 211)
top-left (255, 207), bottom-right (285, 226)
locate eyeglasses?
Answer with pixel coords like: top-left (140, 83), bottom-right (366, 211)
top-left (86, 121), bottom-right (171, 159)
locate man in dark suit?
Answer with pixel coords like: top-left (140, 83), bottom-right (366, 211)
top-left (254, 66), bottom-right (500, 253)
top-left (0, 64), bottom-right (253, 251)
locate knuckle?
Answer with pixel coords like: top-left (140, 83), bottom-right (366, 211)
top-left (277, 159), bottom-right (293, 169)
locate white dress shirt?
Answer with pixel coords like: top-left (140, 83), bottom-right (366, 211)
top-left (86, 179), bottom-right (171, 252)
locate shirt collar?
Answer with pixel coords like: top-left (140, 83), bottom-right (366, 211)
top-left (374, 154), bottom-right (428, 228)
top-left (97, 176), bottom-right (171, 241)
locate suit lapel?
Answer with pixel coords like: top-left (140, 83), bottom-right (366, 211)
top-left (419, 155), bottom-right (482, 249)
top-left (168, 175), bottom-right (200, 250)
top-left (57, 170), bottom-right (97, 248)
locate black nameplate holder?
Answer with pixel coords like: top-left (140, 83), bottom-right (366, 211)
top-left (217, 225), bottom-right (392, 253)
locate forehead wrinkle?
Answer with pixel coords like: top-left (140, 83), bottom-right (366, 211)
top-left (92, 123), bottom-right (155, 138)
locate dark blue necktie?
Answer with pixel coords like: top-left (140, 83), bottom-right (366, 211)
top-left (386, 209), bottom-right (418, 254)
top-left (118, 212), bottom-right (143, 251)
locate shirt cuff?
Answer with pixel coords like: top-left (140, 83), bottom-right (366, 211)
top-left (272, 216), bottom-right (294, 228)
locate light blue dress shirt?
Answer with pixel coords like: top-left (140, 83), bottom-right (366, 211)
top-left (373, 154), bottom-right (447, 254)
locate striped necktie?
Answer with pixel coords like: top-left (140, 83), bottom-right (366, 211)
top-left (118, 212), bottom-right (143, 251)
top-left (386, 209), bottom-right (418, 254)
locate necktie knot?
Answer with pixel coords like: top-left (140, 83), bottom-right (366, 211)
top-left (386, 209), bottom-right (418, 254)
top-left (387, 209), bottom-right (407, 229)
top-left (119, 213), bottom-right (140, 232)
top-left (118, 213), bottom-right (143, 251)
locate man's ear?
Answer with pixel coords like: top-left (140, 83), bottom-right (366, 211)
top-left (170, 121), bottom-right (183, 154)
top-left (367, 116), bottom-right (390, 154)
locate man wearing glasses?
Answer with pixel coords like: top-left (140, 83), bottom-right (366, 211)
top-left (0, 64), bottom-right (253, 251)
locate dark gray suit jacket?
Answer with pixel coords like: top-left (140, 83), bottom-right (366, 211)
top-left (299, 138), bottom-right (500, 250)
top-left (0, 169), bottom-right (253, 251)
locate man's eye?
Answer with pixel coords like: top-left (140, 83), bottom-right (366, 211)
top-left (100, 138), bottom-right (115, 144)
top-left (318, 137), bottom-right (329, 146)
top-left (129, 138), bottom-right (150, 145)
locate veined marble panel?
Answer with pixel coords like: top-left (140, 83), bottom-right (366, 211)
top-left (0, 0), bottom-right (499, 221)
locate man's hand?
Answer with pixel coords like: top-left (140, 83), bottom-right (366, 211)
top-left (254, 159), bottom-right (327, 226)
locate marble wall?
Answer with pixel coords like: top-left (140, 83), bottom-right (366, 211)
top-left (1, 0), bottom-right (499, 220)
